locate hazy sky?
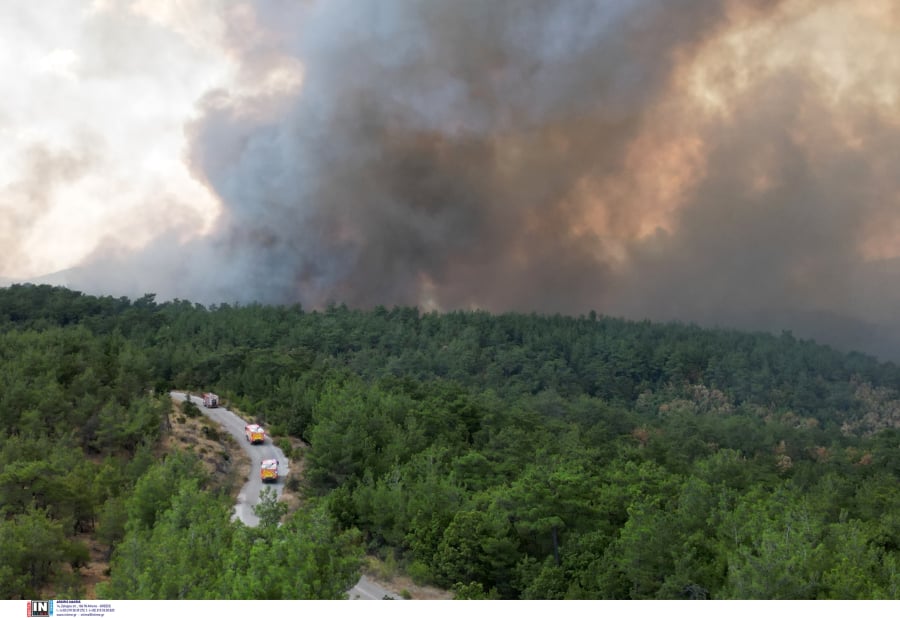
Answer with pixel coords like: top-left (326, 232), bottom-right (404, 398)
top-left (4, 1), bottom-right (900, 359)
top-left (0, 0), bottom-right (228, 278)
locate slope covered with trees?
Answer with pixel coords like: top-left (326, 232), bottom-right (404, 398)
top-left (0, 284), bottom-right (898, 599)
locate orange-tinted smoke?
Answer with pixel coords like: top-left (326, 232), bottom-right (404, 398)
top-left (175, 0), bottom-right (900, 358)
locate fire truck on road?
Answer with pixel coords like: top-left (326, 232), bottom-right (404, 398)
top-left (260, 459), bottom-right (279, 483)
top-left (245, 424), bottom-right (265, 444)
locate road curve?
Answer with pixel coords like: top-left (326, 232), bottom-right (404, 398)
top-left (170, 391), bottom-right (289, 526)
top-left (169, 391), bottom-right (400, 600)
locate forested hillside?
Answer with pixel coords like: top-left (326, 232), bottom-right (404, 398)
top-left (1, 284), bottom-right (898, 599)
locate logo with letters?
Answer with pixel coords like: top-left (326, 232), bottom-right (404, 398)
top-left (27, 601), bottom-right (53, 617)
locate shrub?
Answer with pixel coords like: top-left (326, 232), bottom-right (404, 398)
top-left (182, 399), bottom-right (201, 418)
top-left (276, 438), bottom-right (293, 459)
top-left (201, 425), bottom-right (220, 441)
top-left (65, 539), bottom-right (90, 570)
top-left (407, 560), bottom-right (432, 586)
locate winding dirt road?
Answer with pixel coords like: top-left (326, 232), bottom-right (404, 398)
top-left (169, 391), bottom-right (399, 600)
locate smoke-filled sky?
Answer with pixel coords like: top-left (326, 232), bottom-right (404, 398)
top-left (4, 0), bottom-right (900, 359)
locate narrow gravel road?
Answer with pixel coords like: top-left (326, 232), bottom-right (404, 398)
top-left (169, 391), bottom-right (399, 600)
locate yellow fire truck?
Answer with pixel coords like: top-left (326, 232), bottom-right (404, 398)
top-left (245, 424), bottom-right (265, 444)
top-left (260, 459), bottom-right (279, 483)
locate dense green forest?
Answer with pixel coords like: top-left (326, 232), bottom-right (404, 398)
top-left (1, 284), bottom-right (898, 599)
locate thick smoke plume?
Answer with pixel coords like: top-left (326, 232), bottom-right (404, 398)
top-left (64, 0), bottom-right (900, 359)
top-left (187, 0), bottom-right (777, 309)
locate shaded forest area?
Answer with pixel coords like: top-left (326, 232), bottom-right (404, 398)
top-left (1, 284), bottom-right (898, 599)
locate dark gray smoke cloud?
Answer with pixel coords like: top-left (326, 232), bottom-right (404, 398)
top-left (186, 0), bottom-right (767, 305)
top-left (57, 0), bottom-right (900, 360)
